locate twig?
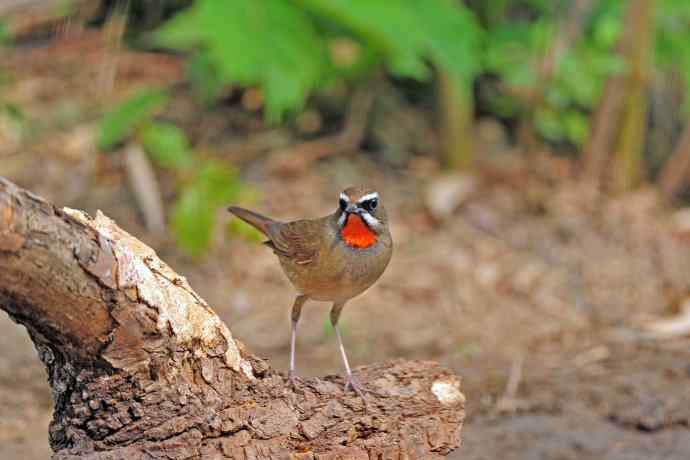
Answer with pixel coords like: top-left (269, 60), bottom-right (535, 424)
top-left (642, 304), bottom-right (690, 339)
top-left (495, 352), bottom-right (525, 413)
top-left (97, 0), bottom-right (129, 95)
top-left (122, 142), bottom-right (166, 233)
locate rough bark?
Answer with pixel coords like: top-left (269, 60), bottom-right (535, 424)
top-left (0, 176), bottom-right (465, 459)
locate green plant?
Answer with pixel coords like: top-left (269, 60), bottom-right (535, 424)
top-left (0, 20), bottom-right (11, 44)
top-left (153, 0), bottom-right (483, 121)
top-left (139, 121), bottom-right (194, 169)
top-left (482, 0), bottom-right (625, 147)
top-left (98, 88), bottom-right (253, 256)
top-left (98, 88), bottom-right (169, 150)
top-left (656, 0), bottom-right (690, 112)
top-left (171, 161), bottom-right (245, 255)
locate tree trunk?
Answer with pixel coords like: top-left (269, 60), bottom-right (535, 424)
top-left (582, 69), bottom-right (626, 184)
top-left (612, 0), bottom-right (655, 192)
top-left (583, 0), bottom-right (655, 190)
top-left (0, 176), bottom-right (465, 459)
top-left (659, 119), bottom-right (690, 201)
top-left (438, 71), bottom-right (474, 170)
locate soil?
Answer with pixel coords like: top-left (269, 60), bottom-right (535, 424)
top-left (1, 29), bottom-right (690, 460)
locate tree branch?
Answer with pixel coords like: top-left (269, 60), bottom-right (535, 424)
top-left (0, 176), bottom-right (465, 459)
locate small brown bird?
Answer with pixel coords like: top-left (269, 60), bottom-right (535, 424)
top-left (228, 186), bottom-right (393, 398)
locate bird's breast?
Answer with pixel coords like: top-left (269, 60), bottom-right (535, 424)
top-left (279, 235), bottom-right (392, 302)
top-left (341, 214), bottom-right (377, 248)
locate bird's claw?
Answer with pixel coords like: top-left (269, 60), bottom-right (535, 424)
top-left (287, 371), bottom-right (301, 390)
top-left (344, 374), bottom-right (387, 409)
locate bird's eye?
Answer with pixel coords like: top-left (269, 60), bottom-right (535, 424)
top-left (364, 198), bottom-right (378, 212)
top-left (339, 198), bottom-right (348, 211)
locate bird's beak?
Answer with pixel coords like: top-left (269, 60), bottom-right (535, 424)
top-left (345, 205), bottom-right (360, 215)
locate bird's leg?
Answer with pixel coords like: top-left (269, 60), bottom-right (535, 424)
top-left (330, 301), bottom-right (368, 405)
top-left (288, 295), bottom-right (308, 388)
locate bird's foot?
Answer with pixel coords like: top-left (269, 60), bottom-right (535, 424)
top-left (287, 371), bottom-right (302, 390)
top-left (344, 374), bottom-right (386, 409)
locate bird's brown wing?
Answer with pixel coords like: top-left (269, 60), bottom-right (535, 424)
top-left (265, 219), bottom-right (322, 265)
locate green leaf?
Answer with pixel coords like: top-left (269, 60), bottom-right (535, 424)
top-left (171, 161), bottom-right (244, 256)
top-left (155, 0), bottom-right (325, 122)
top-left (301, 0), bottom-right (483, 80)
top-left (534, 107), bottom-right (565, 142)
top-left (154, 0), bottom-right (482, 119)
top-left (564, 111), bottom-right (589, 146)
top-left (171, 186), bottom-right (215, 257)
top-left (0, 21), bottom-right (11, 44)
top-left (98, 88), bottom-right (169, 150)
top-left (195, 161), bottom-right (243, 205)
top-left (188, 51), bottom-right (226, 105)
top-left (412, 0), bottom-right (483, 80)
top-left (139, 122), bottom-right (193, 170)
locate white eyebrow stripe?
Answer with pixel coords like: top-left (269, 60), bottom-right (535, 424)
top-left (357, 192), bottom-right (379, 203)
top-left (340, 192), bottom-right (350, 203)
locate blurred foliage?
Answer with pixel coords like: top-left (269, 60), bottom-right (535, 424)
top-left (656, 0), bottom-right (690, 112)
top-left (148, 0), bottom-right (690, 148)
top-left (2, 103), bottom-right (27, 143)
top-left (98, 88), bottom-right (169, 150)
top-left (98, 88), bottom-right (253, 256)
top-left (481, 0), bottom-right (626, 146)
top-left (139, 122), bottom-right (194, 169)
top-left (481, 0), bottom-right (690, 146)
top-left (153, 0), bottom-right (482, 121)
top-left (0, 20), bottom-right (10, 43)
top-left (85, 0), bottom-right (690, 252)
top-left (171, 161), bottom-right (244, 256)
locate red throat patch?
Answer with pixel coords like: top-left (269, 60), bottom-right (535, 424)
top-left (342, 214), bottom-right (377, 248)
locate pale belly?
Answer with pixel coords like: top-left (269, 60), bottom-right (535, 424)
top-left (278, 240), bottom-right (391, 302)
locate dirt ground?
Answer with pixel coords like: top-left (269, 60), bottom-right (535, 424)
top-left (2, 31), bottom-right (690, 460)
top-left (2, 163), bottom-right (690, 459)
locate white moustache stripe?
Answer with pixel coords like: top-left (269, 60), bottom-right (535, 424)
top-left (360, 211), bottom-right (380, 228)
top-left (337, 212), bottom-right (347, 227)
top-left (357, 192), bottom-right (379, 203)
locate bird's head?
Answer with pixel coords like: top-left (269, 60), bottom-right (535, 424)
top-left (336, 186), bottom-right (386, 248)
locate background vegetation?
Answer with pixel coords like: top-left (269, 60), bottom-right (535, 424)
top-left (3, 0), bottom-right (690, 254)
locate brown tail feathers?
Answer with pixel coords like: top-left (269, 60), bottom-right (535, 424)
top-left (227, 206), bottom-right (277, 237)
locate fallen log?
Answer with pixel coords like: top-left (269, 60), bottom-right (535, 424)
top-left (0, 176), bottom-right (465, 459)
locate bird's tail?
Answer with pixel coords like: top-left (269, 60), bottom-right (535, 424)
top-left (227, 206), bottom-right (277, 237)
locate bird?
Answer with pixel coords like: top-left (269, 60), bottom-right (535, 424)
top-left (227, 186), bottom-right (393, 400)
